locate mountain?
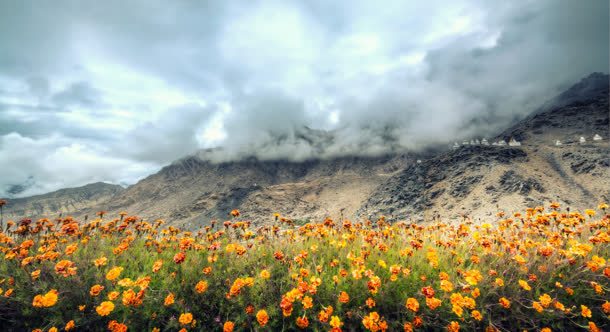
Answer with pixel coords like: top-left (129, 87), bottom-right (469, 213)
top-left (3, 73), bottom-right (609, 226)
top-left (2, 182), bottom-right (124, 220)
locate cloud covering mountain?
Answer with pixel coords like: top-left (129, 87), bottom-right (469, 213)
top-left (0, 0), bottom-right (608, 197)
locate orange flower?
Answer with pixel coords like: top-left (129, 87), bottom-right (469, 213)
top-left (366, 297), bottom-right (376, 308)
top-left (405, 298), bottom-right (419, 312)
top-left (152, 260), bottom-right (163, 273)
top-left (65, 320), bottom-right (75, 331)
top-left (230, 209), bottom-right (240, 217)
top-left (54, 260), bottom-right (77, 277)
top-left (518, 280), bottom-right (531, 291)
top-left (260, 269), bottom-right (271, 279)
top-left (499, 297), bottom-right (511, 309)
top-left (256, 309), bottom-right (269, 326)
top-left (447, 321), bottom-right (460, 332)
top-left (302, 296), bottom-right (313, 309)
top-left (32, 289), bottom-right (58, 307)
top-left (421, 286), bottom-right (435, 298)
top-left (94, 256), bottom-right (108, 267)
top-left (107, 291), bottom-right (120, 301)
top-left (96, 301), bottom-right (115, 316)
top-left (179, 313), bottom-right (193, 325)
top-left (581, 305), bottom-right (592, 318)
top-left (426, 297), bottom-right (442, 310)
top-left (471, 310), bottom-right (483, 321)
top-left (195, 280), bottom-right (208, 294)
top-left (362, 312), bottom-right (387, 332)
top-left (338, 291), bottom-right (349, 304)
top-left (173, 252), bottom-right (186, 264)
top-left (164, 293), bottom-right (175, 306)
top-left (296, 316), bottom-right (309, 329)
top-left (90, 285), bottom-right (104, 297)
top-left (223, 321), bottom-right (235, 332)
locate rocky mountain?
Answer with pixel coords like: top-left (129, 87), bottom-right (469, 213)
top-left (3, 73), bottom-right (608, 227)
top-left (2, 182), bottom-right (124, 220)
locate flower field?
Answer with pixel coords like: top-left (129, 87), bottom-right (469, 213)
top-left (0, 203), bottom-right (609, 331)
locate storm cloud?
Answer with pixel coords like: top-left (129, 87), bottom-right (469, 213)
top-left (0, 0), bottom-right (608, 197)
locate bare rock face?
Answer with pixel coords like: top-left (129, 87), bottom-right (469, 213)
top-left (4, 73), bottom-right (610, 226)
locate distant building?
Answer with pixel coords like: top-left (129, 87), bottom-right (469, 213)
top-left (475, 139), bottom-right (481, 145)
top-left (555, 140), bottom-right (562, 146)
top-left (416, 159), bottom-right (422, 164)
top-left (481, 138), bottom-right (489, 145)
top-left (452, 142), bottom-right (460, 149)
top-left (498, 140), bottom-right (507, 146)
top-left (579, 136), bottom-right (586, 144)
top-left (508, 138), bottom-right (521, 146)
top-left (593, 134), bottom-right (603, 141)
top-left (462, 140), bottom-right (470, 145)
top-left (492, 142), bottom-right (498, 146)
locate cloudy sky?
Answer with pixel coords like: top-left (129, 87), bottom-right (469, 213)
top-left (0, 0), bottom-right (608, 197)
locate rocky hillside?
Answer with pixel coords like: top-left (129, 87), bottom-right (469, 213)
top-left (3, 73), bottom-right (608, 226)
top-left (2, 182), bottom-right (124, 220)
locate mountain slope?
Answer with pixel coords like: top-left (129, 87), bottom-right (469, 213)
top-left (3, 182), bottom-right (124, 220)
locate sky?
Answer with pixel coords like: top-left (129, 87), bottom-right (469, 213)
top-left (0, 0), bottom-right (608, 197)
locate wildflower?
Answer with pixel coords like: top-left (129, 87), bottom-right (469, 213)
top-left (339, 291), bottom-right (349, 303)
top-left (94, 256), bottom-right (108, 267)
top-left (106, 266), bottom-right (123, 281)
top-left (539, 294), bottom-right (552, 308)
top-left (441, 280), bottom-right (454, 292)
top-left (426, 297), bottom-right (442, 310)
top-left (173, 252), bottom-right (186, 264)
top-left (108, 291), bottom-right (119, 301)
top-left (179, 313), bottom-right (194, 325)
top-left (260, 269), bottom-right (271, 279)
top-left (581, 305), bottom-right (592, 318)
top-left (164, 293), bottom-right (175, 306)
top-left (499, 297), bottom-right (511, 308)
top-left (471, 310), bottom-right (483, 321)
top-left (89, 285), bottom-right (104, 297)
top-left (362, 312), bottom-right (387, 331)
top-left (366, 297), bottom-right (376, 308)
top-left (55, 260), bottom-right (77, 277)
top-left (518, 279), bottom-right (532, 291)
top-left (463, 270), bottom-right (483, 285)
top-left (223, 321), bottom-right (235, 332)
top-left (330, 315), bottom-right (342, 329)
top-left (302, 296), bottom-right (313, 309)
top-left (256, 309), bottom-right (269, 326)
top-left (421, 286), bottom-right (435, 298)
top-left (405, 298), bottom-right (419, 312)
top-left (296, 316), bottom-right (309, 329)
top-left (602, 301), bottom-right (610, 314)
top-left (96, 301), bottom-right (115, 316)
top-left (65, 320), bottom-right (75, 331)
top-left (152, 260), bottom-right (163, 273)
top-left (447, 321), bottom-right (460, 332)
top-left (32, 289), bottom-right (58, 307)
top-left (195, 280), bottom-right (208, 294)
top-left (589, 322), bottom-right (601, 332)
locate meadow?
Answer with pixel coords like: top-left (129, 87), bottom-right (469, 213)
top-left (0, 203), bottom-right (608, 331)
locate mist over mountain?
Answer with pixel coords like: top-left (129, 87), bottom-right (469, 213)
top-left (3, 73), bottom-right (608, 226)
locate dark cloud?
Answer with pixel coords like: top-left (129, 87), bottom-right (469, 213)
top-left (0, 0), bottom-right (607, 196)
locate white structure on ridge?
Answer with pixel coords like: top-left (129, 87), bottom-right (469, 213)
top-left (593, 134), bottom-right (603, 141)
top-left (555, 140), bottom-right (562, 146)
top-left (481, 138), bottom-right (489, 145)
top-left (508, 138), bottom-right (521, 146)
top-left (498, 140), bottom-right (507, 146)
top-left (453, 142), bottom-right (460, 149)
top-left (462, 140), bottom-right (470, 145)
top-left (475, 139), bottom-right (481, 145)
top-left (579, 136), bottom-right (586, 144)
top-left (470, 139), bottom-right (476, 145)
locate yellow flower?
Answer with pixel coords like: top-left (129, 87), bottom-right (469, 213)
top-left (260, 269), bottom-right (271, 279)
top-left (581, 305), bottom-right (592, 318)
top-left (518, 280), bottom-right (531, 291)
top-left (471, 310), bottom-right (483, 321)
top-left (329, 315), bottom-right (342, 329)
top-left (106, 267), bottom-right (123, 281)
top-left (406, 298), bottom-right (419, 312)
top-left (179, 313), bottom-right (194, 325)
top-left (96, 301), bottom-right (115, 316)
top-left (32, 289), bottom-right (58, 308)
